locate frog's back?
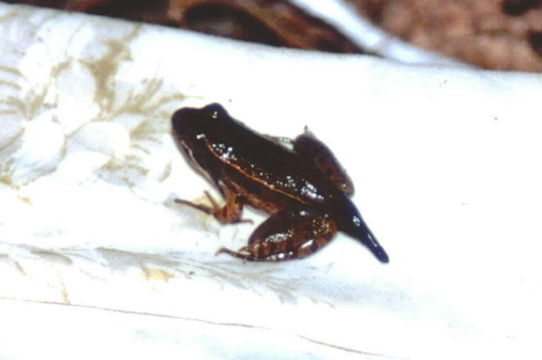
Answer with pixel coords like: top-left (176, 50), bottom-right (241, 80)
top-left (211, 120), bottom-right (342, 207)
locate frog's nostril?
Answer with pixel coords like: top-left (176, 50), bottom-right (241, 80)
top-left (171, 108), bottom-right (190, 128)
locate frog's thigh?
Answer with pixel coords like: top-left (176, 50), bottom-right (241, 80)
top-left (220, 209), bottom-right (338, 261)
top-left (293, 133), bottom-right (354, 196)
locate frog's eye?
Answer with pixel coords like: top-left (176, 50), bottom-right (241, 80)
top-left (204, 103), bottom-right (227, 119)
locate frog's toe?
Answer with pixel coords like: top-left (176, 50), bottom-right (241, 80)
top-left (215, 247), bottom-right (235, 257)
top-left (215, 244), bottom-right (286, 262)
top-left (215, 246), bottom-right (251, 261)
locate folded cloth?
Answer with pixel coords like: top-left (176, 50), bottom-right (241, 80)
top-left (1, 3), bottom-right (541, 360)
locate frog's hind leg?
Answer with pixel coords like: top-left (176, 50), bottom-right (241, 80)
top-left (293, 129), bottom-right (355, 196)
top-left (216, 209), bottom-right (338, 261)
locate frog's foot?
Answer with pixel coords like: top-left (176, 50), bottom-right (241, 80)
top-left (216, 209), bottom-right (338, 262)
top-left (215, 247), bottom-right (252, 263)
top-left (175, 190), bottom-right (253, 224)
top-left (175, 198), bottom-right (214, 214)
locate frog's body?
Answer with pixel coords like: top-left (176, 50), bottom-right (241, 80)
top-left (172, 103), bottom-right (389, 263)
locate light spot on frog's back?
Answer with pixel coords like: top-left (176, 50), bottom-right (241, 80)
top-left (211, 142), bottom-right (237, 161)
top-left (300, 182), bottom-right (325, 201)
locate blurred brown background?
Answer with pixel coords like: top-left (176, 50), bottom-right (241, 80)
top-left (4, 0), bottom-right (542, 71)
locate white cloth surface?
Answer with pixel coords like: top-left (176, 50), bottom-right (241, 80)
top-left (1, 3), bottom-right (542, 360)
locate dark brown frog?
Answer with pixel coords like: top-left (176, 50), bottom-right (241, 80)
top-left (172, 103), bottom-right (389, 263)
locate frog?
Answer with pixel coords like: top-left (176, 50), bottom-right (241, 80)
top-left (171, 103), bottom-right (389, 263)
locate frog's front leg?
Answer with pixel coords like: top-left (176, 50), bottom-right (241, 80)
top-left (216, 209), bottom-right (338, 261)
top-left (175, 188), bottom-right (251, 224)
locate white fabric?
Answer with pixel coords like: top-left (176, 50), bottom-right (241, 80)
top-left (1, 3), bottom-right (541, 359)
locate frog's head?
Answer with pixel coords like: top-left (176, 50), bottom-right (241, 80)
top-left (172, 103), bottom-right (230, 159)
top-left (172, 103), bottom-right (227, 140)
top-left (170, 103), bottom-right (229, 179)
